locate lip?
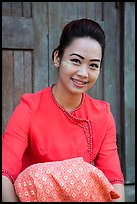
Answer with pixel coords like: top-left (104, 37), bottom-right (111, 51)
top-left (71, 78), bottom-right (88, 88)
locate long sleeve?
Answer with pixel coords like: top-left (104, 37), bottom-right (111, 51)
top-left (94, 105), bottom-right (124, 185)
top-left (2, 93), bottom-right (33, 182)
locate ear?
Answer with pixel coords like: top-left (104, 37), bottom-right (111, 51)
top-left (53, 50), bottom-right (60, 68)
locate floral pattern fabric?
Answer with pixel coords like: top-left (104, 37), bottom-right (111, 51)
top-left (14, 157), bottom-right (120, 202)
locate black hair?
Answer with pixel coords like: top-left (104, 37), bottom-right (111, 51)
top-left (52, 18), bottom-right (106, 63)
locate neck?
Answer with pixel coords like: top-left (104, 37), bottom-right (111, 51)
top-left (52, 84), bottom-right (83, 112)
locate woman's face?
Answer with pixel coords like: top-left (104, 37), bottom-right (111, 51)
top-left (55, 37), bottom-right (102, 95)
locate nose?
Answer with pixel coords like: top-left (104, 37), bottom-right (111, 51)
top-left (77, 66), bottom-right (89, 78)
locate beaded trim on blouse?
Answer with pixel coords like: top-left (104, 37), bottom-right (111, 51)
top-left (50, 84), bottom-right (85, 113)
top-left (50, 84), bottom-right (93, 164)
top-left (110, 178), bottom-right (124, 184)
top-left (2, 169), bottom-right (15, 183)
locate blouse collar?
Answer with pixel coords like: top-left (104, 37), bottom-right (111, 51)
top-left (50, 84), bottom-right (85, 114)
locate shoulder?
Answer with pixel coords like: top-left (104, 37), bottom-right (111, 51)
top-left (84, 93), bottom-right (110, 113)
top-left (21, 86), bottom-right (50, 99)
top-left (19, 86), bottom-right (50, 110)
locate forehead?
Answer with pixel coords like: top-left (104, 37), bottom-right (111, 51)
top-left (64, 37), bottom-right (102, 59)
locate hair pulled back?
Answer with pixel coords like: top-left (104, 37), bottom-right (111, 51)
top-left (52, 18), bottom-right (106, 62)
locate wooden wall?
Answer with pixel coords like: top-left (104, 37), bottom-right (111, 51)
top-left (123, 2), bottom-right (135, 184)
top-left (2, 2), bottom-right (33, 132)
top-left (2, 2), bottom-right (135, 184)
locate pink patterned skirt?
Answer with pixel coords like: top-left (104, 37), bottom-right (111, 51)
top-left (14, 157), bottom-right (120, 202)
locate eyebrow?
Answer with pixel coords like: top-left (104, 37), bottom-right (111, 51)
top-left (69, 53), bottom-right (101, 62)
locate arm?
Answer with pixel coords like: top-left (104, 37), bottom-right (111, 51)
top-left (2, 94), bottom-right (33, 202)
top-left (94, 104), bottom-right (125, 200)
top-left (2, 175), bottom-right (19, 202)
top-left (112, 183), bottom-right (125, 202)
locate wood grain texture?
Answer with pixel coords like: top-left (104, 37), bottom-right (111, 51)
top-left (33, 2), bottom-right (49, 92)
top-left (2, 51), bottom-right (14, 133)
top-left (2, 16), bottom-right (33, 49)
top-left (124, 2), bottom-right (135, 183)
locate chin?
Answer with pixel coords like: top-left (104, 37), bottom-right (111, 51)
top-left (69, 87), bottom-right (87, 95)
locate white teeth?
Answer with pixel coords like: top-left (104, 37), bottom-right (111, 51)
top-left (73, 79), bottom-right (85, 85)
top-left (76, 81), bottom-right (84, 85)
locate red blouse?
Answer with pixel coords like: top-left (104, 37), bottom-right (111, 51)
top-left (2, 84), bottom-right (124, 185)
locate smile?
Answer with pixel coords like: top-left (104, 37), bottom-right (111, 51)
top-left (71, 78), bottom-right (88, 87)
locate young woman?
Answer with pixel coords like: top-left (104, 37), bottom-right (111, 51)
top-left (2, 18), bottom-right (125, 202)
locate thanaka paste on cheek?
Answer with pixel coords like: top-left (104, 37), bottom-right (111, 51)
top-left (61, 61), bottom-right (72, 69)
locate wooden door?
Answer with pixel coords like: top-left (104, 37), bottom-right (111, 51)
top-left (2, 2), bottom-right (135, 184)
top-left (2, 2), bottom-right (33, 132)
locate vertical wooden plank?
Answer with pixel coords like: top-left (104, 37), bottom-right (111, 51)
top-left (103, 2), bottom-right (120, 130)
top-left (124, 2), bottom-right (135, 184)
top-left (48, 2), bottom-right (62, 86)
top-left (2, 2), bottom-right (12, 16)
top-left (13, 51), bottom-right (24, 107)
top-left (2, 51), bottom-right (14, 133)
top-left (33, 2), bottom-right (49, 92)
top-left (23, 2), bottom-right (32, 17)
top-left (62, 2), bottom-right (78, 30)
top-left (86, 2), bottom-right (96, 19)
top-left (68, 2), bottom-right (77, 19)
top-left (11, 2), bottom-right (22, 16)
top-left (24, 51), bottom-right (32, 93)
top-left (95, 2), bottom-right (103, 21)
top-left (113, 2), bottom-right (123, 166)
top-left (61, 2), bottom-right (69, 19)
top-left (77, 2), bottom-right (87, 19)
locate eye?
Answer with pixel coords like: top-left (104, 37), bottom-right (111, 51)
top-left (89, 63), bottom-right (99, 69)
top-left (70, 58), bottom-right (81, 64)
